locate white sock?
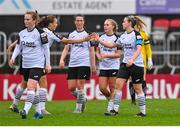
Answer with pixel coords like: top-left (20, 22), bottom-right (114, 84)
top-left (72, 91), bottom-right (78, 98)
top-left (13, 86), bottom-right (25, 106)
top-left (34, 93), bottom-right (41, 114)
top-left (24, 90), bottom-right (35, 114)
top-left (113, 90), bottom-right (122, 112)
top-left (76, 89), bottom-right (85, 111)
top-left (39, 88), bottom-right (47, 111)
top-left (137, 93), bottom-right (146, 114)
top-left (107, 99), bottom-right (114, 112)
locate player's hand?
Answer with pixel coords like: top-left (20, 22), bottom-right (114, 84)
top-left (101, 54), bottom-right (107, 59)
top-left (96, 54), bottom-right (102, 61)
top-left (84, 35), bottom-right (91, 41)
top-left (147, 58), bottom-right (153, 70)
top-left (45, 65), bottom-right (51, 74)
top-left (91, 65), bottom-right (97, 75)
top-left (7, 47), bottom-right (12, 56)
top-left (9, 58), bottom-right (15, 67)
top-left (126, 59), bottom-right (133, 67)
top-left (59, 60), bottom-right (65, 68)
top-left (90, 33), bottom-right (99, 42)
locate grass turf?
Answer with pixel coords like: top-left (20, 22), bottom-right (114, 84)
top-left (0, 99), bottom-right (180, 126)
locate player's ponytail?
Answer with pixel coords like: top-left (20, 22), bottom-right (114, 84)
top-left (34, 10), bottom-right (40, 26)
top-left (38, 15), bottom-right (56, 28)
top-left (134, 16), bottom-right (147, 32)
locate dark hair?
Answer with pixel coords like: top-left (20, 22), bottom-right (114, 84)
top-left (74, 14), bottom-right (85, 21)
top-left (38, 15), bottom-right (57, 28)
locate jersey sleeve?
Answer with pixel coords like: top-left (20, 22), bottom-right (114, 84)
top-left (90, 41), bottom-right (98, 47)
top-left (135, 31), bottom-right (143, 45)
top-left (17, 35), bottom-right (20, 44)
top-left (52, 32), bottom-right (64, 42)
top-left (40, 32), bottom-right (48, 44)
top-left (115, 36), bottom-right (124, 50)
top-left (37, 27), bottom-right (48, 44)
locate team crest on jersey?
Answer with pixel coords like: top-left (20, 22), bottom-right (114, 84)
top-left (40, 32), bottom-right (48, 44)
top-left (40, 32), bottom-right (47, 37)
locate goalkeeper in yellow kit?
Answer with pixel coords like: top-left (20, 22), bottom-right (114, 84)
top-left (129, 16), bottom-right (153, 105)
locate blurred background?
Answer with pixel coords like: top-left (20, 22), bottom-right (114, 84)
top-left (0, 0), bottom-right (179, 101)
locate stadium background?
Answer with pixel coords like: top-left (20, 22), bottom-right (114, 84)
top-left (0, 0), bottom-right (179, 102)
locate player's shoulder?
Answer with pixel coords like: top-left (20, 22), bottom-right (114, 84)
top-left (134, 30), bottom-right (142, 40)
top-left (134, 30), bottom-right (141, 35)
top-left (36, 27), bottom-right (46, 34)
top-left (68, 30), bottom-right (76, 36)
top-left (18, 26), bottom-right (27, 34)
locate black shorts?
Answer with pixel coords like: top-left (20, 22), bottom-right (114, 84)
top-left (99, 69), bottom-right (118, 77)
top-left (22, 68), bottom-right (45, 81)
top-left (116, 63), bottom-right (144, 84)
top-left (67, 66), bottom-right (91, 80)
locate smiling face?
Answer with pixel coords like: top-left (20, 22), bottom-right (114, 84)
top-left (104, 20), bottom-right (114, 34)
top-left (24, 14), bottom-right (36, 29)
top-left (74, 16), bottom-right (85, 31)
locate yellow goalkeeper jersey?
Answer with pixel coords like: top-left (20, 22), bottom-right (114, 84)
top-left (140, 31), bottom-right (152, 68)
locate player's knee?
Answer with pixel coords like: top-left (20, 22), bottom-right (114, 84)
top-left (21, 81), bottom-right (27, 89)
top-left (99, 85), bottom-right (107, 93)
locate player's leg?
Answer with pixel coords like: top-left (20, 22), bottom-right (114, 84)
top-left (10, 76), bottom-right (27, 113)
top-left (106, 70), bottom-right (118, 113)
top-left (128, 77), bottom-right (136, 105)
top-left (38, 75), bottom-right (51, 115)
top-left (20, 68), bottom-right (43, 119)
top-left (142, 68), bottom-right (148, 96)
top-left (67, 67), bottom-right (78, 98)
top-left (104, 63), bottom-right (129, 116)
top-left (74, 79), bottom-right (86, 113)
top-left (99, 76), bottom-right (110, 100)
top-left (68, 80), bottom-right (78, 98)
top-left (131, 65), bottom-right (146, 117)
top-left (74, 66), bottom-right (90, 113)
top-left (107, 77), bottom-right (116, 112)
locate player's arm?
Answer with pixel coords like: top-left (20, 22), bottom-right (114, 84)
top-left (101, 49), bottom-right (121, 59)
top-left (61, 36), bottom-right (91, 44)
top-left (41, 32), bottom-right (51, 74)
top-left (10, 40), bottom-right (22, 66)
top-left (94, 34), bottom-right (116, 48)
top-left (59, 45), bottom-right (69, 68)
top-left (89, 46), bottom-right (96, 74)
top-left (95, 47), bottom-right (102, 61)
top-left (7, 40), bottom-right (18, 55)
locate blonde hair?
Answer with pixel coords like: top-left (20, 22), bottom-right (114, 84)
top-left (134, 16), bottom-right (147, 32)
top-left (25, 10), bottom-right (40, 25)
top-left (126, 15), bottom-right (147, 32)
top-left (105, 18), bottom-right (118, 34)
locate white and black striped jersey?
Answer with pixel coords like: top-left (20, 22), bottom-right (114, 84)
top-left (43, 28), bottom-right (63, 47)
top-left (98, 33), bottom-right (120, 70)
top-left (11, 27), bottom-right (50, 68)
top-left (116, 30), bottom-right (144, 67)
top-left (68, 30), bottom-right (93, 67)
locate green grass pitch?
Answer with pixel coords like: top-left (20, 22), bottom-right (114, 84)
top-left (0, 99), bottom-right (179, 126)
